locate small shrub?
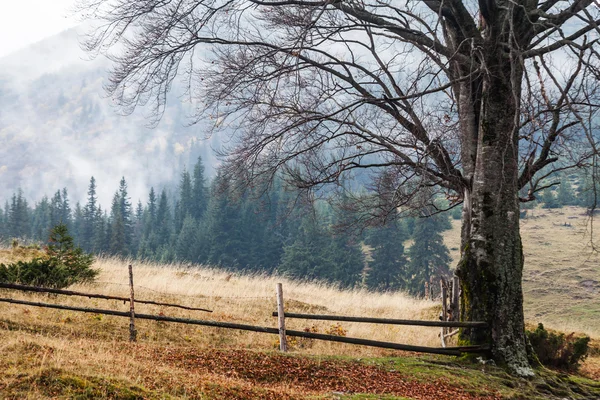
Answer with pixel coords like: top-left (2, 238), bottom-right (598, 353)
top-left (0, 224), bottom-right (98, 288)
top-left (527, 323), bottom-right (590, 371)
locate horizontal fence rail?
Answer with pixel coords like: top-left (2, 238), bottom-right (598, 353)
top-left (0, 282), bottom-right (212, 313)
top-left (0, 297), bottom-right (489, 356)
top-left (272, 312), bottom-right (487, 328)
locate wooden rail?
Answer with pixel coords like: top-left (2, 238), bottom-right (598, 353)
top-left (272, 312), bottom-right (487, 328)
top-left (0, 297), bottom-right (489, 356)
top-left (0, 282), bottom-right (212, 313)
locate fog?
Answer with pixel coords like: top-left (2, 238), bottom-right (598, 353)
top-left (0, 26), bottom-right (221, 209)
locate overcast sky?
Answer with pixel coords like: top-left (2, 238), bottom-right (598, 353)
top-left (0, 0), bottom-right (78, 58)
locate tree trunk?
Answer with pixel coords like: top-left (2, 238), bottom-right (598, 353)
top-left (456, 59), bottom-right (533, 376)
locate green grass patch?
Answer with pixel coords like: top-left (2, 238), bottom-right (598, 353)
top-left (0, 368), bottom-right (166, 400)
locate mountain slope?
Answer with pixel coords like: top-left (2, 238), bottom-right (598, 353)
top-left (0, 27), bottom-right (220, 206)
top-left (444, 206), bottom-right (600, 338)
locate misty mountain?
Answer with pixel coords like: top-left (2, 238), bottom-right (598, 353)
top-left (0, 26), bottom-right (221, 207)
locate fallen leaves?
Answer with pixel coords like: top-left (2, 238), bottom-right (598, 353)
top-left (147, 347), bottom-right (501, 400)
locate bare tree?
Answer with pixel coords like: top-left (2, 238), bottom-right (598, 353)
top-left (79, 0), bottom-right (600, 375)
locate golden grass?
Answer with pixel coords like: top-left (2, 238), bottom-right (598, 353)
top-left (0, 251), bottom-right (447, 398)
top-left (0, 251), bottom-right (441, 368)
top-left (0, 246), bottom-right (45, 264)
top-left (87, 256), bottom-right (441, 351)
top-left (1, 206), bottom-right (600, 396)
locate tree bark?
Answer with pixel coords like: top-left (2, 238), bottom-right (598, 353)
top-left (456, 58), bottom-right (533, 376)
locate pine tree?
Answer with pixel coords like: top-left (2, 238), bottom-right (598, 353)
top-left (204, 172), bottom-right (245, 268)
top-left (8, 189), bottom-right (30, 239)
top-left (49, 190), bottom-right (63, 228)
top-left (557, 177), bottom-right (576, 206)
top-left (541, 188), bottom-right (560, 209)
top-left (31, 196), bottom-right (51, 242)
top-left (175, 215), bottom-right (199, 262)
top-left (174, 169), bottom-right (194, 232)
top-left (327, 230), bottom-right (364, 287)
top-left (191, 156), bottom-right (209, 220)
top-left (82, 177), bottom-right (99, 251)
top-left (131, 199), bottom-right (144, 255)
top-left (1, 201), bottom-right (11, 239)
top-left (61, 188), bottom-right (72, 229)
top-left (325, 193), bottom-right (365, 287)
top-left (365, 216), bottom-right (408, 291)
top-left (116, 177), bottom-right (134, 253)
top-left (109, 191), bottom-right (127, 256)
top-left (246, 182), bottom-right (287, 272)
top-left (406, 211), bottom-right (451, 296)
top-left (138, 188), bottom-right (159, 260)
top-left (279, 212), bottom-right (334, 281)
top-left (93, 206), bottom-right (108, 253)
top-left (577, 173), bottom-right (600, 209)
top-left (155, 189), bottom-right (173, 253)
top-left (0, 205), bottom-right (5, 240)
top-left (72, 202), bottom-right (84, 243)
top-left (147, 187), bottom-right (157, 224)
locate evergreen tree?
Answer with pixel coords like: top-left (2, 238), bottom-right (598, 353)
top-left (176, 169), bottom-right (194, 231)
top-left (156, 189), bottom-right (172, 244)
top-left (1, 201), bottom-right (10, 239)
top-left (82, 177), bottom-right (99, 250)
top-left (248, 182), bottom-right (288, 272)
top-left (132, 199), bottom-right (144, 255)
top-left (61, 188), bottom-right (72, 229)
top-left (204, 172), bottom-right (245, 268)
top-left (557, 177), bottom-right (575, 206)
top-left (93, 206), bottom-right (108, 253)
top-left (116, 177), bottom-right (134, 253)
top-left (327, 230), bottom-right (364, 287)
top-left (147, 187), bottom-right (157, 224)
top-left (365, 216), bottom-right (408, 291)
top-left (109, 191), bottom-right (127, 255)
top-left (49, 190), bottom-right (63, 228)
top-left (541, 187), bottom-right (560, 209)
top-left (31, 196), bottom-right (51, 242)
top-left (325, 192), bottom-right (365, 287)
top-left (175, 215), bottom-right (199, 261)
top-left (72, 202), bottom-right (84, 243)
top-left (406, 211), bottom-right (451, 296)
top-left (8, 189), bottom-right (30, 239)
top-left (0, 205), bottom-right (5, 239)
top-left (138, 188), bottom-right (159, 260)
top-left (191, 156), bottom-right (209, 220)
top-left (279, 212), bottom-right (334, 281)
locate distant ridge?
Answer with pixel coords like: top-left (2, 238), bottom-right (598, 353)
top-left (0, 26), bottom-right (220, 207)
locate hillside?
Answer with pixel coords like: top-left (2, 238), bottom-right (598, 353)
top-left (0, 246), bottom-right (599, 399)
top-left (444, 206), bottom-right (600, 339)
top-left (0, 27), bottom-right (221, 206)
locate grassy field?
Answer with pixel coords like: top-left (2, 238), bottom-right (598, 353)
top-left (0, 207), bottom-right (599, 399)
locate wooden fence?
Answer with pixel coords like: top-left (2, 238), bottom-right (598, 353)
top-left (0, 267), bottom-right (489, 356)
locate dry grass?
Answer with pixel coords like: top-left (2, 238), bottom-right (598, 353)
top-left (81, 256), bottom-right (441, 353)
top-left (1, 207), bottom-right (599, 398)
top-left (0, 250), bottom-right (458, 399)
top-left (0, 249), bottom-right (441, 383)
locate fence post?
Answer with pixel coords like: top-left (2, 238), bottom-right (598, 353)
top-left (128, 264), bottom-right (137, 342)
top-left (451, 276), bottom-right (460, 321)
top-left (441, 279), bottom-right (447, 322)
top-left (276, 283), bottom-right (287, 352)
